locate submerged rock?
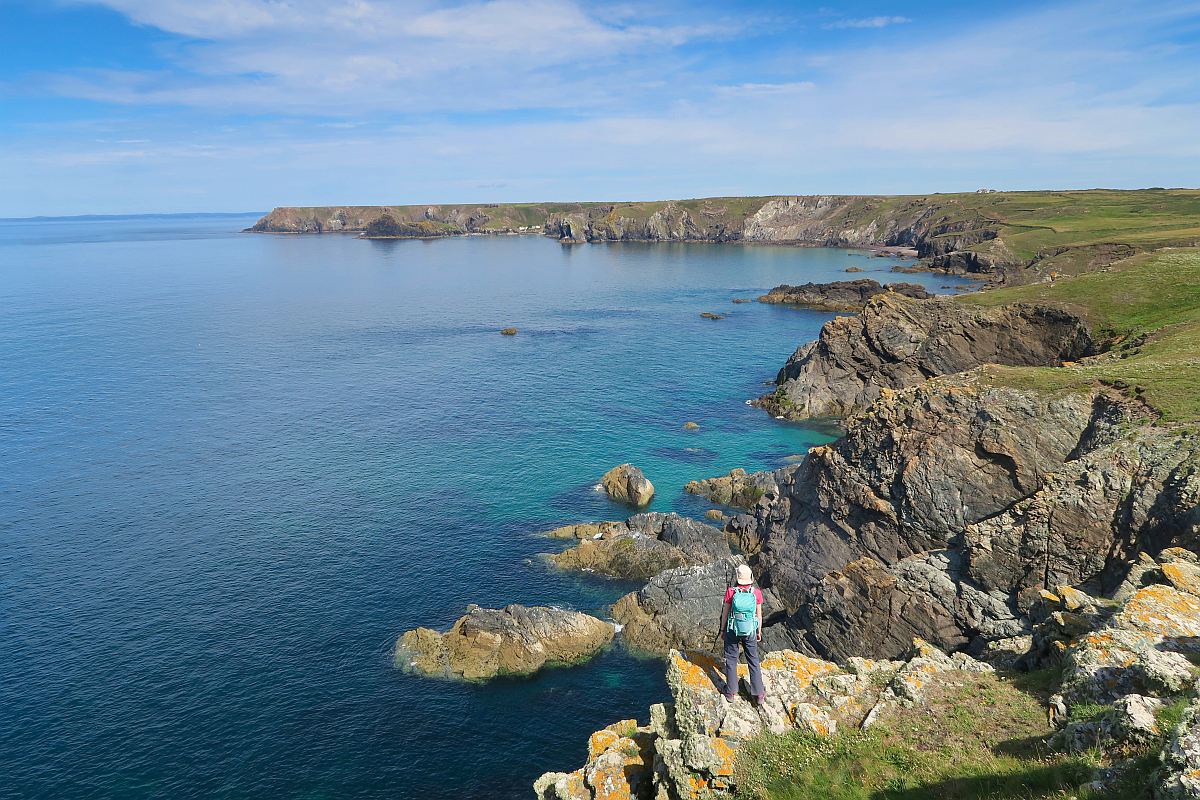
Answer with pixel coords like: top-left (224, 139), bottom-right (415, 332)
top-left (602, 464), bottom-right (655, 507)
top-left (395, 604), bottom-right (613, 681)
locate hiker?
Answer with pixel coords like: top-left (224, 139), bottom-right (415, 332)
top-left (718, 563), bottom-right (765, 704)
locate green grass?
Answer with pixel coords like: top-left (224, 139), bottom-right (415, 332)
top-left (733, 672), bottom-right (1098, 800)
top-left (730, 670), bottom-right (1179, 800)
top-left (955, 249), bottom-right (1200, 422)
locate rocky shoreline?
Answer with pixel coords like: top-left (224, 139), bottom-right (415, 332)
top-left (247, 190), bottom-right (1200, 287)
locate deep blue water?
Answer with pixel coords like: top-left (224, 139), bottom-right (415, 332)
top-left (0, 216), bottom-right (971, 799)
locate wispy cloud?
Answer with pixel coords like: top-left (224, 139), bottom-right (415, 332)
top-left (822, 15), bottom-right (912, 29)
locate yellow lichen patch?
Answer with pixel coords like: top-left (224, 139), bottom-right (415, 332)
top-left (1117, 585), bottom-right (1200, 637)
top-left (556, 770), bottom-right (588, 798)
top-left (761, 650), bottom-right (838, 689)
top-left (1162, 561), bottom-right (1200, 597)
top-left (709, 736), bottom-right (738, 777)
top-left (588, 742), bottom-right (645, 800)
top-left (674, 650), bottom-right (724, 691)
top-left (587, 729), bottom-right (621, 761)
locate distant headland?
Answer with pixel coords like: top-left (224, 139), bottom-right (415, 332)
top-left (247, 189), bottom-right (1200, 287)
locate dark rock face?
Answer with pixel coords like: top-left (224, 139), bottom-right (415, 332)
top-left (965, 427), bottom-right (1200, 597)
top-left (735, 382), bottom-right (1102, 606)
top-left (730, 372), bottom-right (1200, 660)
top-left (757, 279), bottom-right (933, 312)
top-left (756, 294), bottom-right (1093, 421)
top-left (611, 557), bottom-right (787, 654)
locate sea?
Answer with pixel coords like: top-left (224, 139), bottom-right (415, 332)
top-left (0, 214), bottom-right (973, 799)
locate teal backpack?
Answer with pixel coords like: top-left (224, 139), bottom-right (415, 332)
top-left (728, 586), bottom-right (758, 636)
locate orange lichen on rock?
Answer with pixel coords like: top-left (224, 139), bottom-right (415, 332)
top-left (762, 650), bottom-right (838, 689)
top-left (1116, 585), bottom-right (1200, 638)
top-left (673, 649), bottom-right (724, 690)
top-left (1162, 561), bottom-right (1200, 597)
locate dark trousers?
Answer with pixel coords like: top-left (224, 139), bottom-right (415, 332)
top-left (723, 630), bottom-right (765, 697)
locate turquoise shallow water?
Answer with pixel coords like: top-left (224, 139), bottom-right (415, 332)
top-left (0, 216), bottom-right (971, 799)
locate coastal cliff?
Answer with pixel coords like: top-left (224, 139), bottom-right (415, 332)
top-left (247, 189), bottom-right (1200, 286)
top-left (536, 245), bottom-right (1200, 798)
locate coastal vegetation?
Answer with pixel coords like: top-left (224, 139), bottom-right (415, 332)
top-left (959, 248), bottom-right (1200, 421)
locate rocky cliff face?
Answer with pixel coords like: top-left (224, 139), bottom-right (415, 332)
top-left (755, 293), bottom-right (1094, 421)
top-left (726, 371), bottom-right (1200, 662)
top-left (247, 204), bottom-right (547, 235)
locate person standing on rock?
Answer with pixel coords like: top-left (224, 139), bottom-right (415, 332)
top-left (718, 563), bottom-right (765, 704)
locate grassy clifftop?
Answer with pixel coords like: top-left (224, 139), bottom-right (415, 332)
top-left (247, 190), bottom-right (1200, 286)
top-left (958, 246), bottom-right (1200, 422)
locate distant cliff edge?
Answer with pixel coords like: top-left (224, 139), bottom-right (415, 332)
top-left (247, 189), bottom-right (1200, 286)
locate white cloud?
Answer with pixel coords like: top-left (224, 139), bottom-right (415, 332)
top-left (822, 15), bottom-right (912, 29)
top-left (6, 0), bottom-right (1200, 214)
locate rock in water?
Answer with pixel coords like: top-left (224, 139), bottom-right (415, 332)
top-left (601, 463), bottom-right (655, 507)
top-left (500, 328), bottom-right (518, 335)
top-left (685, 467), bottom-right (779, 510)
top-left (544, 512), bottom-right (731, 580)
top-left (394, 604), bottom-right (613, 681)
top-left (757, 278), bottom-right (933, 312)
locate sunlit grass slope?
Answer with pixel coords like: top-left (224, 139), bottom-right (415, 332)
top-left (957, 247), bottom-right (1200, 422)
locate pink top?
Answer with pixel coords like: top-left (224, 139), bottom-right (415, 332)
top-left (724, 586), bottom-right (763, 605)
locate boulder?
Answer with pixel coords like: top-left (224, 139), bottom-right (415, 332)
top-left (395, 604), bottom-right (613, 681)
top-left (602, 464), bottom-right (655, 507)
top-left (1062, 580), bottom-right (1200, 703)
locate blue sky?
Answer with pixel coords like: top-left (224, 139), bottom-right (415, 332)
top-left (2, 0), bottom-right (1198, 215)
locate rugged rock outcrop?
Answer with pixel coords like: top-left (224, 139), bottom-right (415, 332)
top-left (602, 464), bottom-right (655, 507)
top-left (755, 293), bottom-right (1093, 421)
top-left (684, 468), bottom-right (779, 510)
top-left (395, 604), bottom-right (613, 681)
top-left (545, 513), bottom-right (731, 579)
top-left (726, 371), bottom-right (1200, 660)
top-left (535, 642), bottom-right (994, 800)
top-left (540, 556), bottom-right (1200, 799)
top-left (757, 279), bottom-right (933, 312)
